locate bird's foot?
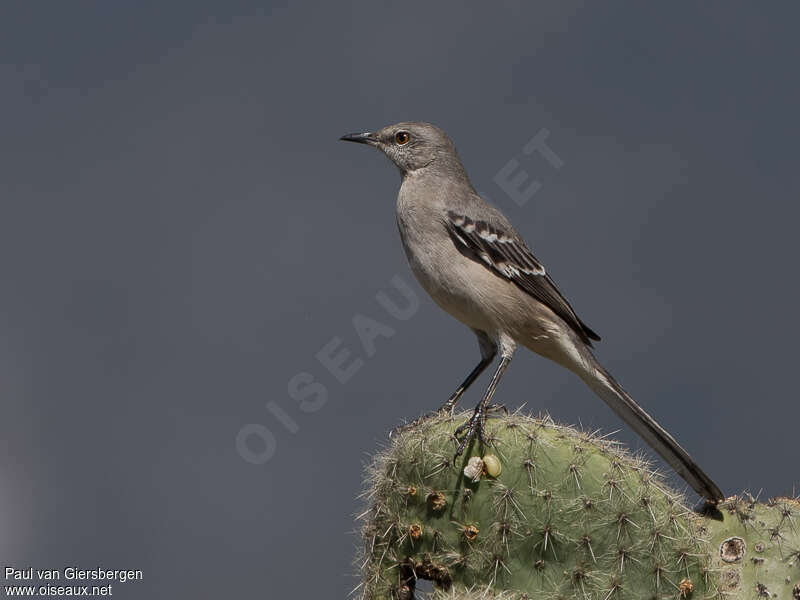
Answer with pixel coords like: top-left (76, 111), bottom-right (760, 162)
top-left (435, 392), bottom-right (463, 419)
top-left (437, 396), bottom-right (506, 419)
top-left (390, 402), bottom-right (505, 441)
top-left (452, 406), bottom-right (490, 463)
top-left (485, 403), bottom-right (508, 416)
top-left (390, 407), bottom-right (449, 438)
top-left (389, 419), bottom-right (421, 438)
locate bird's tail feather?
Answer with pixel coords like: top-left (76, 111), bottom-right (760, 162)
top-left (579, 355), bottom-right (724, 502)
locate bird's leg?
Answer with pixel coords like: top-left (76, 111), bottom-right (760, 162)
top-left (392, 355), bottom-right (493, 437)
top-left (390, 333), bottom-right (496, 439)
top-left (439, 331), bottom-right (497, 416)
top-left (438, 353), bottom-right (495, 416)
top-left (453, 355), bottom-right (512, 460)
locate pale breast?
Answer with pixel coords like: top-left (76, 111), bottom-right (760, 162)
top-left (395, 193), bottom-right (503, 333)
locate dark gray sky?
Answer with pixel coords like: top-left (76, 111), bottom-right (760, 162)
top-left (1, 2), bottom-right (798, 597)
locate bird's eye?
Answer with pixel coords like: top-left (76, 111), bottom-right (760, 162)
top-left (395, 131), bottom-right (410, 145)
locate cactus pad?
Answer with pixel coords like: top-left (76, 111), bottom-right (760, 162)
top-left (356, 411), bottom-right (799, 599)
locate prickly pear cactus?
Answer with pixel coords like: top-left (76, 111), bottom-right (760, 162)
top-left (356, 411), bottom-right (799, 599)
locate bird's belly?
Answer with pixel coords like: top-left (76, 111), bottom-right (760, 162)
top-left (403, 239), bottom-right (510, 334)
top-left (415, 267), bottom-right (492, 331)
top-left (404, 239), bottom-right (567, 347)
top-left (395, 201), bottom-right (550, 338)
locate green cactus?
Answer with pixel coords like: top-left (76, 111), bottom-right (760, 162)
top-left (356, 411), bottom-right (799, 599)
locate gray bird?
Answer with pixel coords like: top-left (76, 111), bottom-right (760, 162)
top-left (340, 122), bottom-right (724, 503)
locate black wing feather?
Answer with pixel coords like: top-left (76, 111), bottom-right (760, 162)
top-left (446, 211), bottom-right (600, 345)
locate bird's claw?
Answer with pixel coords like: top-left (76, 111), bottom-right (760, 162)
top-left (390, 403), bottom-right (458, 438)
top-left (390, 413), bottom-right (434, 438)
top-left (452, 407), bottom-right (489, 463)
top-left (485, 403), bottom-right (508, 416)
top-left (436, 393), bottom-right (462, 419)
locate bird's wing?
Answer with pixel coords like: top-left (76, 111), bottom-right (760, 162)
top-left (445, 210), bottom-right (600, 344)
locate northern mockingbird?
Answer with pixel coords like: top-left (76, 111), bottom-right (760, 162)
top-left (341, 122), bottom-right (724, 502)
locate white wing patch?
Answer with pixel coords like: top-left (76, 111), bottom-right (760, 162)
top-left (446, 211), bottom-right (546, 277)
top-left (444, 209), bottom-right (600, 345)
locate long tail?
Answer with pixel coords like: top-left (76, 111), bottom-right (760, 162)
top-left (579, 354), bottom-right (724, 502)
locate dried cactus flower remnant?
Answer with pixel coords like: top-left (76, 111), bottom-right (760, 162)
top-left (407, 523), bottom-right (423, 540)
top-left (463, 456), bottom-right (484, 482)
top-left (720, 537), bottom-right (746, 563)
top-left (462, 524), bottom-right (479, 541)
top-left (427, 491), bottom-right (447, 512)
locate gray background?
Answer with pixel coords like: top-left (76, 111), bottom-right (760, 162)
top-left (1, 2), bottom-right (798, 597)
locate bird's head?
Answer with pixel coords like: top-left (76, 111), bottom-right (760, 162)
top-left (340, 121), bottom-right (461, 175)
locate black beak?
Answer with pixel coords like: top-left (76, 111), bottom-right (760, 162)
top-left (340, 132), bottom-right (377, 145)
